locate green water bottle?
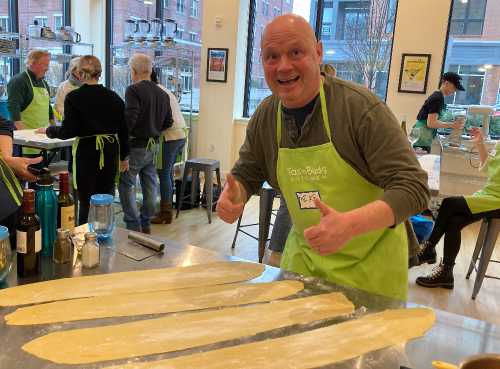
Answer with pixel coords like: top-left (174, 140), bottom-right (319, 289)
top-left (36, 173), bottom-right (58, 257)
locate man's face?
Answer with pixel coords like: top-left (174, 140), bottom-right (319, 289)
top-left (30, 55), bottom-right (50, 79)
top-left (261, 18), bottom-right (323, 108)
top-left (441, 81), bottom-right (457, 96)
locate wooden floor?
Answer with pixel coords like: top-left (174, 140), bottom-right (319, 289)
top-left (143, 196), bottom-right (500, 326)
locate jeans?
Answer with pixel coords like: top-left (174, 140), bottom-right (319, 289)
top-left (157, 138), bottom-right (186, 203)
top-left (269, 196), bottom-right (292, 252)
top-left (118, 147), bottom-right (158, 231)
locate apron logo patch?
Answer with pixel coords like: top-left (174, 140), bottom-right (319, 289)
top-left (287, 166), bottom-right (328, 182)
top-left (296, 191), bottom-right (321, 209)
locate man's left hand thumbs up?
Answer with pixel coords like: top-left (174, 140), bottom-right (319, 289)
top-left (304, 198), bottom-right (355, 256)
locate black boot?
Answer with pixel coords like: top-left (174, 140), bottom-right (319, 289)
top-left (416, 241), bottom-right (437, 266)
top-left (416, 262), bottom-right (454, 289)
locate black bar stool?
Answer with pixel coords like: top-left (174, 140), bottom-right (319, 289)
top-left (231, 182), bottom-right (278, 262)
top-left (466, 217), bottom-right (500, 299)
top-left (176, 158), bottom-right (222, 224)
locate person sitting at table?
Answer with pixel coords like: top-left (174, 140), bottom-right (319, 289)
top-left (37, 55), bottom-right (128, 224)
top-left (412, 72), bottom-right (465, 153)
top-left (415, 127), bottom-right (500, 289)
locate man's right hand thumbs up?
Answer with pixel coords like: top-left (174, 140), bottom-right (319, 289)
top-left (216, 174), bottom-right (246, 224)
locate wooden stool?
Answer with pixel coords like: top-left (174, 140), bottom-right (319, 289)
top-left (466, 217), bottom-right (500, 299)
top-left (231, 182), bottom-right (278, 262)
top-left (176, 158), bottom-right (222, 224)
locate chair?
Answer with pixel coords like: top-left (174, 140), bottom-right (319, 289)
top-left (175, 158), bottom-right (222, 224)
top-left (466, 217), bottom-right (500, 299)
top-left (231, 182), bottom-right (278, 263)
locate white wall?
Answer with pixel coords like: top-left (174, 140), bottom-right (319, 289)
top-left (386, 0), bottom-right (452, 128)
top-left (195, 0), bottom-right (250, 175)
top-left (71, 0), bottom-right (106, 81)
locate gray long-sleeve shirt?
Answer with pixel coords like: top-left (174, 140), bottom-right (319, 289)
top-left (124, 80), bottom-right (173, 145)
top-left (232, 75), bottom-right (430, 226)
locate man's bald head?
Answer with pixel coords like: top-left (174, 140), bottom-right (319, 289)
top-left (260, 14), bottom-right (323, 108)
top-left (261, 14), bottom-right (317, 49)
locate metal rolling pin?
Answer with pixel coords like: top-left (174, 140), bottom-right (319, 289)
top-left (128, 231), bottom-right (165, 252)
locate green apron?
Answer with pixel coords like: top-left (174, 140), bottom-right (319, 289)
top-left (465, 143), bottom-right (500, 214)
top-left (278, 83), bottom-right (408, 300)
top-left (0, 155), bottom-right (23, 208)
top-left (72, 134), bottom-right (119, 190)
top-left (20, 71), bottom-right (50, 155)
top-left (411, 109), bottom-right (446, 150)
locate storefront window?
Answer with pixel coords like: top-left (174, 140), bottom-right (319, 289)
top-left (244, 0), bottom-right (305, 116)
top-left (443, 0), bottom-right (500, 136)
top-left (18, 0), bottom-right (65, 94)
top-left (244, 0), bottom-right (397, 116)
top-left (111, 0), bottom-right (202, 112)
top-left (321, 0), bottom-right (397, 101)
top-left (0, 0), bottom-right (12, 119)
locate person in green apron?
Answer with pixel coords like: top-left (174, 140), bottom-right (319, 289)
top-left (0, 114), bottom-right (41, 246)
top-left (411, 72), bottom-right (465, 153)
top-left (7, 50), bottom-right (54, 156)
top-left (416, 127), bottom-right (500, 289)
top-left (37, 56), bottom-right (128, 225)
top-left (217, 15), bottom-right (430, 301)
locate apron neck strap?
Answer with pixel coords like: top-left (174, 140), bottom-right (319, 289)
top-left (25, 70), bottom-right (48, 90)
top-left (25, 71), bottom-right (34, 89)
top-left (276, 80), bottom-right (331, 147)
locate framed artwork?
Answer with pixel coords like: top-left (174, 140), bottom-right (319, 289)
top-left (398, 53), bottom-right (431, 94)
top-left (206, 48), bottom-right (228, 82)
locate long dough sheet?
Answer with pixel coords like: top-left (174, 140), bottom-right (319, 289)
top-left (6, 280), bottom-right (304, 325)
top-left (104, 308), bottom-right (435, 369)
top-left (0, 261), bottom-right (264, 306)
top-left (23, 292), bottom-right (355, 364)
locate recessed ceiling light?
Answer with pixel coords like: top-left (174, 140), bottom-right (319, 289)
top-left (144, 0), bottom-right (153, 4)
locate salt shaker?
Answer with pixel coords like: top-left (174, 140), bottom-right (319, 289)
top-left (82, 232), bottom-right (100, 268)
top-left (53, 229), bottom-right (72, 264)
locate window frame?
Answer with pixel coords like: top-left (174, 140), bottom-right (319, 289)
top-left (449, 0), bottom-right (487, 36)
top-left (33, 15), bottom-right (48, 27)
top-left (190, 0), bottom-right (199, 17)
top-left (0, 16), bottom-right (8, 32)
top-left (177, 0), bottom-right (185, 14)
top-left (53, 13), bottom-right (63, 30)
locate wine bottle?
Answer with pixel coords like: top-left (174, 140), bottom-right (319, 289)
top-left (16, 189), bottom-right (41, 277)
top-left (57, 172), bottom-right (75, 229)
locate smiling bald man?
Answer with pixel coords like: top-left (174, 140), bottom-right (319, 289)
top-left (216, 14), bottom-right (430, 301)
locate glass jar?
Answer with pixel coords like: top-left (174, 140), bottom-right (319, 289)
top-left (0, 225), bottom-right (12, 283)
top-left (82, 232), bottom-right (99, 269)
top-left (88, 194), bottom-right (115, 240)
top-left (53, 229), bottom-right (72, 264)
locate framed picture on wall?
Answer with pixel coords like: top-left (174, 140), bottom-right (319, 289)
top-left (398, 53), bottom-right (431, 94)
top-left (206, 48), bottom-right (228, 82)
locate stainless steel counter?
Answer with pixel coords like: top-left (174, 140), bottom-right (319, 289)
top-left (1, 228), bottom-right (499, 369)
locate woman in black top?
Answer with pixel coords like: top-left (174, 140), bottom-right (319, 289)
top-left (412, 72), bottom-right (465, 153)
top-left (37, 56), bottom-right (128, 224)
